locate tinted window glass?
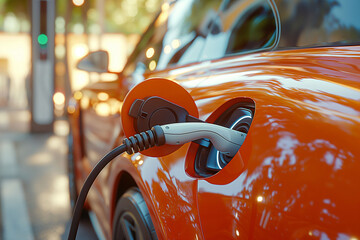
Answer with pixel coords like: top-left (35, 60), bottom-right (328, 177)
top-left (276, 0), bottom-right (360, 48)
top-left (122, 0), bottom-right (222, 78)
top-left (202, 0), bottom-right (277, 60)
top-left (158, 0), bottom-right (222, 68)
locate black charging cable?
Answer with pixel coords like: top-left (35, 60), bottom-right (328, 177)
top-left (67, 126), bottom-right (165, 240)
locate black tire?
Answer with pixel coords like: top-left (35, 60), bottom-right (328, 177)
top-left (112, 188), bottom-right (157, 240)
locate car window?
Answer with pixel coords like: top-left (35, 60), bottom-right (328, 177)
top-left (201, 0), bottom-right (277, 60)
top-left (275, 0), bottom-right (360, 48)
top-left (159, 0), bottom-right (222, 69)
top-left (122, 0), bottom-right (222, 79)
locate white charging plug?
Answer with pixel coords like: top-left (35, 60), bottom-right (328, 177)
top-left (159, 122), bottom-right (247, 157)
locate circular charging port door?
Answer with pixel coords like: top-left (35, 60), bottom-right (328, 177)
top-left (121, 78), bottom-right (199, 157)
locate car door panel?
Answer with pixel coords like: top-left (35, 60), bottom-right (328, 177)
top-left (193, 47), bottom-right (360, 239)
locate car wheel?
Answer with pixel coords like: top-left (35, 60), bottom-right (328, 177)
top-left (112, 188), bottom-right (157, 240)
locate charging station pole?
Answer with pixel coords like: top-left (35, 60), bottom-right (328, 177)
top-left (30, 0), bottom-right (55, 132)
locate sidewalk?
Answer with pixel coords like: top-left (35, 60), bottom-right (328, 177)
top-left (0, 109), bottom-right (97, 240)
top-left (0, 108), bottom-right (30, 134)
top-left (0, 108), bottom-right (70, 239)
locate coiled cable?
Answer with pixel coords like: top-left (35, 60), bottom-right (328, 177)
top-left (123, 125), bottom-right (165, 154)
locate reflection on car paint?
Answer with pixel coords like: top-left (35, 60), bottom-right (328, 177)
top-left (189, 47), bottom-right (360, 239)
top-left (138, 149), bottom-right (203, 239)
top-left (68, 0), bottom-right (360, 237)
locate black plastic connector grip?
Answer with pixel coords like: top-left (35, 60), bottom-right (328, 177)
top-left (152, 125), bottom-right (165, 146)
top-left (122, 126), bottom-right (165, 154)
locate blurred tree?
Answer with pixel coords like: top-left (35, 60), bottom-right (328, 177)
top-left (1, 0), bottom-right (30, 17)
top-left (103, 0), bottom-right (162, 34)
top-left (61, 0), bottom-right (162, 34)
top-left (0, 0), bottom-right (30, 32)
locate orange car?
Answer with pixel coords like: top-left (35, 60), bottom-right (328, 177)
top-left (67, 0), bottom-right (360, 239)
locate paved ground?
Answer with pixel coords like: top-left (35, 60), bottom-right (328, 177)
top-left (0, 108), bottom-right (98, 240)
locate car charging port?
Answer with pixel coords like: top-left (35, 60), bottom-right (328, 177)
top-left (129, 96), bottom-right (203, 133)
top-left (195, 107), bottom-right (253, 177)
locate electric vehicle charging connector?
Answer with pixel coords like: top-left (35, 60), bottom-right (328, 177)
top-left (67, 122), bottom-right (247, 240)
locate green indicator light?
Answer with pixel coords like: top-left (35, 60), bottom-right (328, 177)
top-left (37, 34), bottom-right (48, 45)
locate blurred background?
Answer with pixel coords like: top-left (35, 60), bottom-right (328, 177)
top-left (0, 0), bottom-right (162, 239)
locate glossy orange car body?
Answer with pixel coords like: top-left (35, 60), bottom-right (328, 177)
top-left (68, 0), bottom-right (360, 239)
